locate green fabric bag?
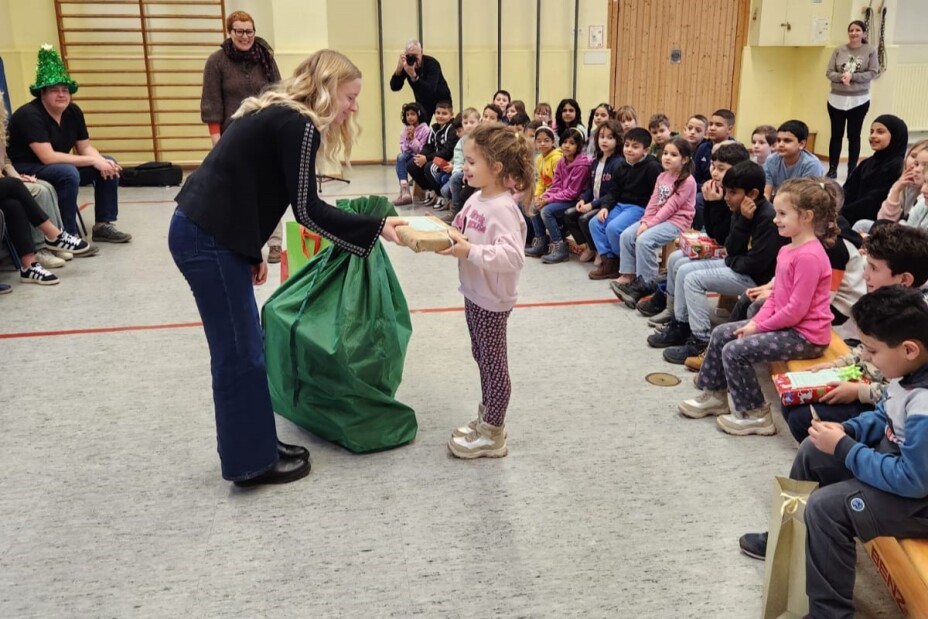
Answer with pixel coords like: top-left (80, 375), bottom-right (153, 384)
top-left (262, 195), bottom-right (417, 453)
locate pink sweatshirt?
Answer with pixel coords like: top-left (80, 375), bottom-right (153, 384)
top-left (753, 239), bottom-right (833, 346)
top-left (640, 172), bottom-right (696, 229)
top-left (543, 153), bottom-right (592, 203)
top-left (399, 122), bottom-right (430, 155)
top-left (452, 190), bottom-right (527, 312)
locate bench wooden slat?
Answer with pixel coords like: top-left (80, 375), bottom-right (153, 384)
top-left (768, 331), bottom-right (851, 376)
top-left (865, 537), bottom-right (928, 617)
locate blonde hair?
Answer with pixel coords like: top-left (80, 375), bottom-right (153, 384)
top-left (468, 122), bottom-right (535, 213)
top-left (0, 92), bottom-right (7, 151)
top-left (778, 177), bottom-right (839, 247)
top-left (233, 49), bottom-right (361, 169)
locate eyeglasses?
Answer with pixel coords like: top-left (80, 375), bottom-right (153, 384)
top-left (231, 28), bottom-right (255, 37)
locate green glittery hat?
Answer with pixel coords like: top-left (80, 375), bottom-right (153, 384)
top-left (29, 44), bottom-right (78, 97)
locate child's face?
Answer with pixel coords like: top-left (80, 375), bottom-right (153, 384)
top-left (620, 117), bottom-right (637, 132)
top-left (911, 149), bottom-right (928, 186)
top-left (724, 187), bottom-right (750, 212)
top-left (776, 131), bottom-right (804, 161)
top-left (561, 138), bottom-right (579, 158)
top-left (684, 118), bottom-right (707, 145)
top-left (560, 104), bottom-right (577, 123)
top-left (506, 106), bottom-right (516, 120)
top-left (534, 108), bottom-right (550, 123)
top-left (650, 124), bottom-right (671, 145)
top-left (660, 143), bottom-right (684, 173)
top-left (752, 133), bottom-right (772, 161)
top-left (598, 128), bottom-right (617, 155)
top-left (405, 109), bottom-right (419, 125)
top-left (535, 132), bottom-right (555, 156)
top-left (772, 193), bottom-right (808, 238)
top-left (869, 122), bottom-right (891, 152)
top-left (434, 107), bottom-right (453, 124)
top-left (863, 256), bottom-right (909, 292)
top-left (592, 107), bottom-right (610, 127)
top-left (493, 93), bottom-right (509, 111)
top-left (707, 115), bottom-right (732, 142)
top-left (709, 160), bottom-right (733, 183)
top-left (482, 108), bottom-right (499, 123)
top-left (463, 139), bottom-right (495, 190)
top-left (857, 332), bottom-right (920, 380)
top-left (462, 114), bottom-right (479, 134)
top-left (523, 126), bottom-right (536, 142)
top-left (623, 139), bottom-right (647, 165)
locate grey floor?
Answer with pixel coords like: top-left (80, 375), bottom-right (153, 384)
top-left (0, 164), bottom-right (900, 618)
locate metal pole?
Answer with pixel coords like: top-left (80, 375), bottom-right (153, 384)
top-left (458, 0), bottom-right (464, 109)
top-left (417, 0), bottom-right (423, 46)
top-left (377, 0), bottom-right (387, 163)
top-left (534, 0), bottom-right (541, 105)
top-left (497, 0), bottom-right (502, 91)
top-left (572, 0), bottom-right (579, 99)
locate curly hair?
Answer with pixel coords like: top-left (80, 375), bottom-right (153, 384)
top-left (777, 177), bottom-right (840, 247)
top-left (400, 101), bottom-right (425, 125)
top-left (468, 122), bottom-right (535, 212)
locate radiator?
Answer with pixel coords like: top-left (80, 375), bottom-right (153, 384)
top-left (893, 65), bottom-right (928, 131)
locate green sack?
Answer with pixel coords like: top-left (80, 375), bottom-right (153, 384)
top-left (262, 195), bottom-right (417, 453)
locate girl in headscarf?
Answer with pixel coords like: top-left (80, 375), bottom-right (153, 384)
top-left (841, 114), bottom-right (908, 225)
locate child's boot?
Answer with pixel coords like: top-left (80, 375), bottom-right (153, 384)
top-left (678, 390), bottom-right (730, 419)
top-left (393, 181), bottom-right (412, 206)
top-left (716, 402), bottom-right (776, 436)
top-left (636, 288), bottom-right (666, 317)
top-left (588, 256), bottom-right (619, 280)
top-left (663, 335), bottom-right (709, 364)
top-left (541, 239), bottom-right (569, 263)
top-left (647, 319), bottom-right (690, 348)
top-left (647, 294), bottom-right (674, 327)
top-left (448, 421), bottom-right (508, 459)
top-left (452, 403), bottom-right (485, 438)
top-left (525, 235), bottom-right (549, 258)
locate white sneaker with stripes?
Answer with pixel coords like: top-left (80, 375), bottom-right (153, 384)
top-left (20, 262), bottom-right (59, 286)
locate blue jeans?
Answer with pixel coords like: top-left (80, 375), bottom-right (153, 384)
top-left (168, 210), bottom-right (278, 481)
top-left (619, 220), bottom-right (680, 283)
top-left (395, 152), bottom-right (414, 182)
top-left (681, 264), bottom-right (756, 340)
top-left (588, 203), bottom-right (644, 258)
top-left (16, 157), bottom-right (120, 234)
top-left (444, 171), bottom-right (464, 210)
top-left (537, 201), bottom-right (575, 242)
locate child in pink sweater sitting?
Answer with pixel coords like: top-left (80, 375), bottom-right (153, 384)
top-left (679, 178), bottom-right (838, 436)
top-left (440, 122), bottom-right (533, 459)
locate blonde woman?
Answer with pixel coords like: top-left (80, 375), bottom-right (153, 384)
top-left (170, 50), bottom-right (407, 487)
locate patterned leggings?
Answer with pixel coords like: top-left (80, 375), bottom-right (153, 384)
top-left (695, 320), bottom-right (828, 412)
top-left (465, 298), bottom-right (512, 427)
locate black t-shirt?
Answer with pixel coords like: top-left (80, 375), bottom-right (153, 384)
top-left (7, 99), bottom-right (90, 164)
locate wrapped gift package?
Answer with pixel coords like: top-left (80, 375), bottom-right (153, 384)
top-left (397, 215), bottom-right (457, 253)
top-left (773, 367), bottom-right (867, 406)
top-left (678, 231), bottom-right (727, 260)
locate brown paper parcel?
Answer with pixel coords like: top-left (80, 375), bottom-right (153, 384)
top-left (761, 476), bottom-right (820, 619)
top-left (397, 215), bottom-right (456, 253)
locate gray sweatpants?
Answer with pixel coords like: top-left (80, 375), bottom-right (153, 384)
top-left (791, 440), bottom-right (928, 618)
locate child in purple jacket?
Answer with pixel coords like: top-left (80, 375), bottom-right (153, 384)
top-left (525, 127), bottom-right (591, 263)
top-left (393, 102), bottom-right (430, 206)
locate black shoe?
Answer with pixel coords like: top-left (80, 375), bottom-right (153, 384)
top-left (619, 277), bottom-right (655, 308)
top-left (739, 532), bottom-right (768, 560)
top-left (647, 319), bottom-right (691, 348)
top-left (663, 335), bottom-right (709, 364)
top-left (825, 167), bottom-right (838, 180)
top-left (233, 454), bottom-right (311, 487)
top-left (277, 440), bottom-right (309, 460)
top-left (636, 288), bottom-right (666, 317)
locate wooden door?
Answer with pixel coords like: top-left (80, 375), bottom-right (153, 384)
top-left (609, 0), bottom-right (749, 133)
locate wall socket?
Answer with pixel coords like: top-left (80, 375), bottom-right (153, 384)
top-left (588, 25), bottom-right (604, 48)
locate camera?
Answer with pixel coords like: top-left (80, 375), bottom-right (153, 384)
top-left (405, 54), bottom-right (417, 65)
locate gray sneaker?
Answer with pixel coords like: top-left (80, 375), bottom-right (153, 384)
top-left (92, 223), bottom-right (132, 243)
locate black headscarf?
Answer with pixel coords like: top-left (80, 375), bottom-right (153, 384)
top-left (871, 114), bottom-right (908, 163)
top-left (221, 37), bottom-right (278, 84)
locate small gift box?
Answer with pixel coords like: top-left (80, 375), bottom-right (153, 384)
top-left (678, 231), bottom-right (727, 260)
top-left (772, 366), bottom-right (867, 407)
top-left (397, 215), bottom-right (457, 253)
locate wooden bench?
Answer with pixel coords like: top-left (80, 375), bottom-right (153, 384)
top-left (769, 334), bottom-right (928, 617)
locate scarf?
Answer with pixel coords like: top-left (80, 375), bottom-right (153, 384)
top-left (221, 37), bottom-right (278, 84)
top-left (871, 114), bottom-right (908, 163)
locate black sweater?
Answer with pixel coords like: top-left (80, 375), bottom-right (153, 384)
top-left (421, 121), bottom-right (458, 163)
top-left (389, 55), bottom-right (452, 123)
top-left (176, 105), bottom-right (384, 264)
top-left (841, 155), bottom-right (904, 225)
top-left (703, 197), bottom-right (731, 244)
top-left (723, 196), bottom-right (784, 285)
top-left (606, 155), bottom-right (662, 209)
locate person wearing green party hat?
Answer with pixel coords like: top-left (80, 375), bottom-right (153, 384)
top-left (7, 44), bottom-right (131, 242)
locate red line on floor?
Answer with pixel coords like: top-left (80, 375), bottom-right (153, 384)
top-left (0, 298), bottom-right (621, 339)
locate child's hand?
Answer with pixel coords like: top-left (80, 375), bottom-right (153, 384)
top-left (820, 381), bottom-right (860, 405)
top-left (442, 162), bottom-right (453, 173)
top-left (577, 201), bottom-right (591, 214)
top-left (413, 154), bottom-right (427, 167)
top-left (635, 222), bottom-right (649, 237)
top-left (406, 126), bottom-right (415, 139)
top-left (703, 179), bottom-right (723, 201)
top-left (734, 320), bottom-right (757, 339)
top-left (740, 196), bottom-right (757, 220)
top-left (596, 208), bottom-right (608, 222)
top-left (437, 228), bottom-right (471, 258)
top-left (809, 419), bottom-right (847, 455)
top-left (746, 282), bottom-right (773, 301)
top-left (534, 195), bottom-right (546, 208)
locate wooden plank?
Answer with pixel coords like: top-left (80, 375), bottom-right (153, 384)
top-left (866, 538), bottom-right (928, 617)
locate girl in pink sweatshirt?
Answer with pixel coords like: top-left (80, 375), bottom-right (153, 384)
top-left (440, 122), bottom-right (533, 459)
top-left (525, 127), bottom-right (592, 263)
top-left (679, 177), bottom-right (838, 436)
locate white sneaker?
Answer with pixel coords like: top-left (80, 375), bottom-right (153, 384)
top-left (35, 248), bottom-right (66, 269)
top-left (452, 403), bottom-right (485, 438)
top-left (48, 248), bottom-right (74, 261)
top-left (678, 390), bottom-right (730, 419)
top-left (716, 403), bottom-right (776, 436)
top-left (448, 421), bottom-right (507, 459)
top-left (20, 262), bottom-right (59, 285)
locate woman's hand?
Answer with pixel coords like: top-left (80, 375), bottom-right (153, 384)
top-left (841, 71), bottom-right (852, 85)
top-left (380, 216), bottom-right (408, 245)
top-left (252, 261), bottom-right (268, 285)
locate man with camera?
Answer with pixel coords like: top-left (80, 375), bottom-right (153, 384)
top-left (390, 39), bottom-right (452, 124)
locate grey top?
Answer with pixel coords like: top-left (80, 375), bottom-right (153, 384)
top-left (826, 44), bottom-right (879, 97)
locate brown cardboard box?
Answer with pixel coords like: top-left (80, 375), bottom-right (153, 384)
top-left (397, 215), bottom-right (457, 253)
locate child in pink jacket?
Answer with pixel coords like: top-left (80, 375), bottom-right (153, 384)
top-left (393, 102), bottom-right (431, 206)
